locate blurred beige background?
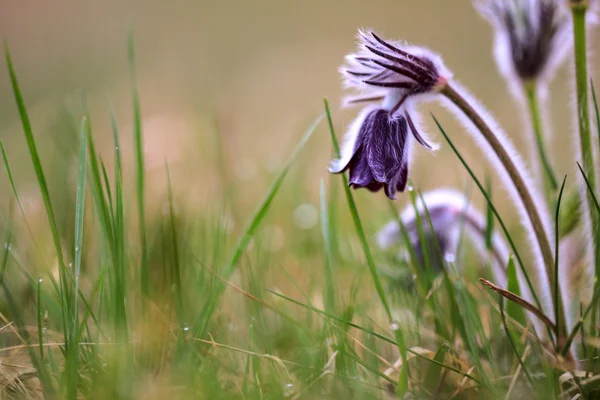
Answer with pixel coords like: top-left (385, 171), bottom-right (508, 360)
top-left (1, 0), bottom-right (599, 219)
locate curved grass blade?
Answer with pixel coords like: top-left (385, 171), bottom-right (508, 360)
top-left (561, 163), bottom-right (600, 355)
top-left (432, 114), bottom-right (549, 337)
top-left (0, 141), bottom-right (37, 242)
top-left (554, 176), bottom-right (567, 339)
top-left (480, 278), bottom-right (555, 332)
top-left (506, 256), bottom-right (526, 326)
top-left (324, 99), bottom-right (408, 391)
top-left (269, 289), bottom-right (485, 387)
top-left (193, 113), bottom-right (324, 338)
top-left (5, 41), bottom-right (71, 351)
top-left (499, 296), bottom-right (533, 387)
top-left (319, 179), bottom-right (335, 314)
top-left (324, 99), bottom-right (392, 321)
top-left (166, 162), bottom-right (183, 320)
top-left (128, 30), bottom-right (148, 296)
top-left (65, 117), bottom-right (88, 400)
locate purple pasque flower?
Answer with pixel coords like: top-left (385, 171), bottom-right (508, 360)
top-left (329, 30), bottom-right (450, 200)
top-left (476, 0), bottom-right (570, 84)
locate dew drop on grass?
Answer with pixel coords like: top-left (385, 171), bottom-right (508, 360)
top-left (38, 277), bottom-right (43, 283)
top-left (390, 322), bottom-right (399, 331)
top-left (283, 383), bottom-right (294, 397)
top-left (183, 323), bottom-right (190, 332)
top-left (407, 185), bottom-right (414, 192)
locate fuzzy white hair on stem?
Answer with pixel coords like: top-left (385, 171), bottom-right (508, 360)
top-left (438, 81), bottom-right (555, 328)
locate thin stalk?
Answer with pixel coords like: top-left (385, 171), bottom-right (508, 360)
top-left (524, 83), bottom-right (558, 200)
top-left (570, 0), bottom-right (600, 312)
top-left (441, 83), bottom-right (566, 339)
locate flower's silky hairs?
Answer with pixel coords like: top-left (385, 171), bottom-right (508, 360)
top-left (332, 30), bottom-right (557, 331)
top-left (439, 83), bottom-right (555, 322)
top-left (477, 0), bottom-right (571, 202)
top-left (330, 31), bottom-right (450, 199)
top-left (477, 0), bottom-right (570, 88)
top-left (377, 189), bottom-right (509, 287)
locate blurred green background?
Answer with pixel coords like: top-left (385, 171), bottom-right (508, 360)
top-left (2, 0), bottom-right (600, 306)
top-left (1, 2), bottom-right (599, 397)
top-left (2, 1), bottom-right (598, 218)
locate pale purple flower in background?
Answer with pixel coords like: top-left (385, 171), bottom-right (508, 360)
top-left (377, 189), bottom-right (510, 287)
top-left (476, 0), bottom-right (571, 89)
top-left (329, 31), bottom-right (451, 199)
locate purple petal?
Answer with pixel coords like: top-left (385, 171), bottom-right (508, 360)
top-left (329, 107), bottom-right (376, 173)
top-left (347, 146), bottom-right (375, 187)
top-left (365, 110), bottom-right (408, 184)
top-left (395, 159), bottom-right (409, 192)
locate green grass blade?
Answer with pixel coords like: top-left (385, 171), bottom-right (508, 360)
top-left (2, 281), bottom-right (56, 398)
top-left (128, 30), bottom-right (148, 296)
top-left (270, 289), bottom-right (485, 387)
top-left (506, 256), bottom-right (526, 326)
top-left (325, 98), bottom-right (414, 391)
top-left (500, 296), bottom-right (533, 387)
top-left (100, 159), bottom-right (115, 221)
top-left (576, 162), bottom-right (600, 213)
top-left (109, 103), bottom-right (126, 314)
top-left (385, 201), bottom-right (428, 298)
top-left (166, 162), bottom-right (183, 320)
top-left (432, 115), bottom-right (544, 318)
top-left (423, 343), bottom-right (449, 393)
top-left (0, 141), bottom-right (37, 242)
top-left (592, 80), bottom-right (600, 156)
top-left (562, 164), bottom-right (600, 355)
top-left (409, 187), bottom-right (434, 282)
top-left (319, 179), bottom-right (335, 314)
top-left (484, 175), bottom-right (494, 251)
top-left (65, 117), bottom-right (88, 400)
top-left (324, 98), bottom-right (392, 321)
top-left (37, 278), bottom-right (44, 363)
top-left (554, 175), bottom-right (567, 339)
top-left (193, 113), bottom-right (324, 337)
top-left (0, 212), bottom-right (11, 290)
top-left (5, 41), bottom-right (71, 350)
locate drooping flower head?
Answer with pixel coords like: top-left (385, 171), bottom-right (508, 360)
top-left (329, 31), bottom-right (451, 199)
top-left (476, 0), bottom-right (570, 85)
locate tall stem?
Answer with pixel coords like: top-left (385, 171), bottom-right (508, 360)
top-left (441, 83), bottom-right (567, 339)
top-left (570, 0), bottom-right (600, 349)
top-left (524, 83), bottom-right (558, 204)
top-left (571, 1), bottom-right (600, 278)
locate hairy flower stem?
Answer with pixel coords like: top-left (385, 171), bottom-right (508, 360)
top-left (524, 83), bottom-right (558, 204)
top-left (441, 83), bottom-right (567, 339)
